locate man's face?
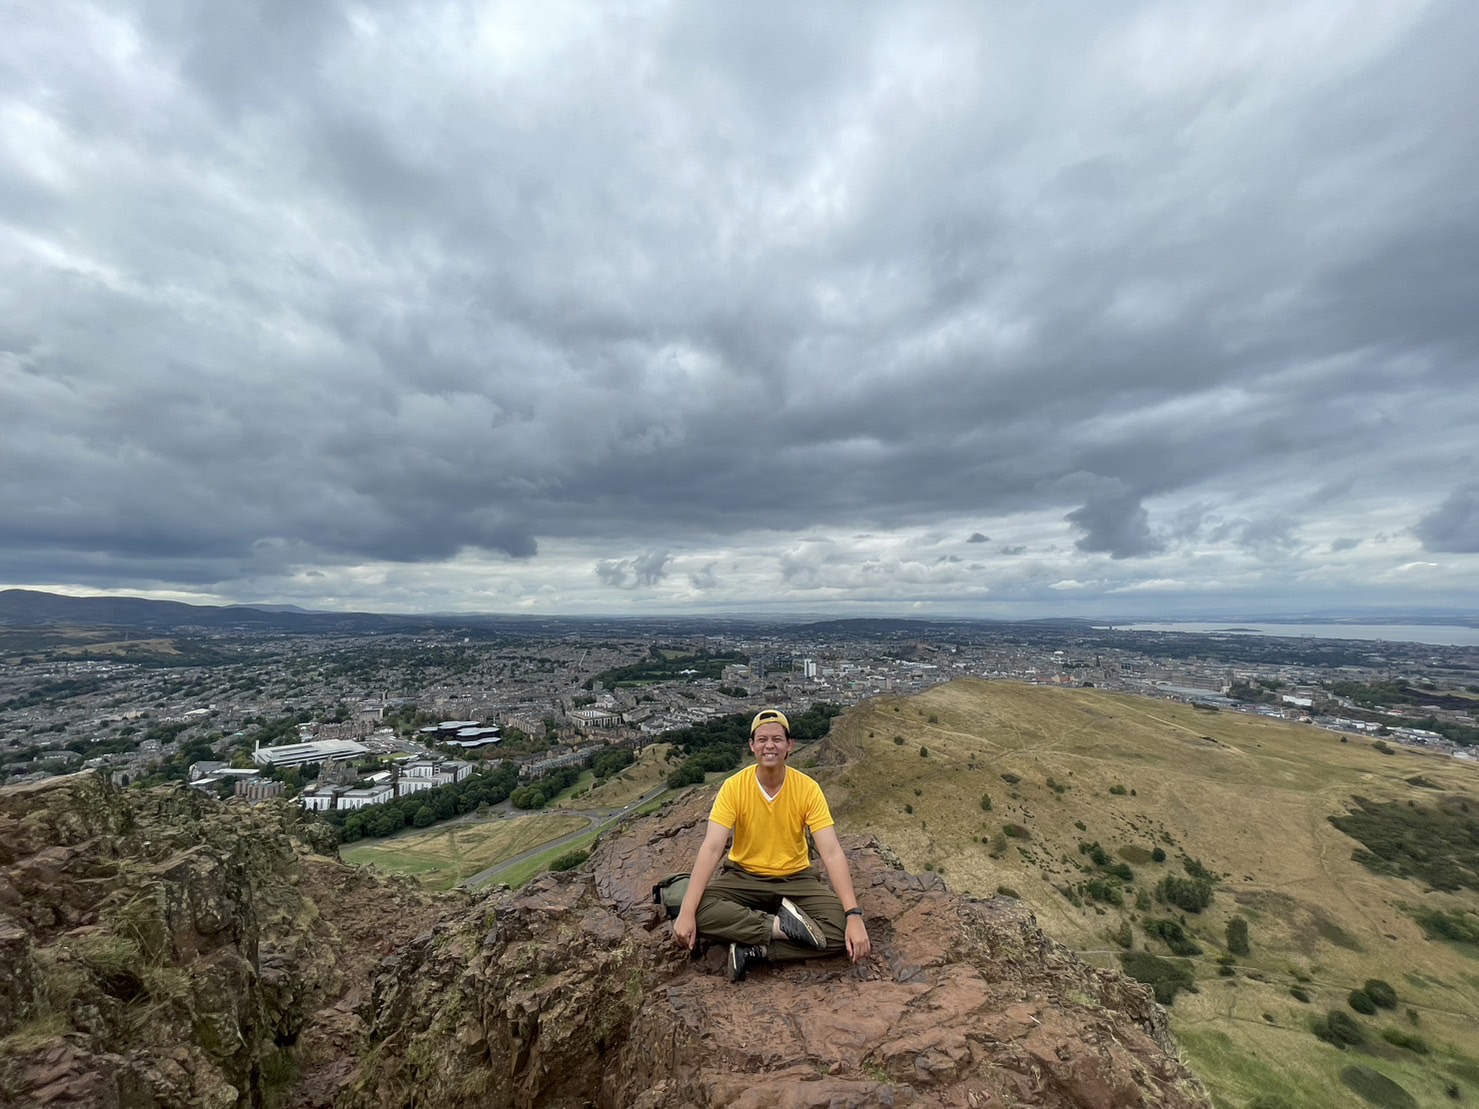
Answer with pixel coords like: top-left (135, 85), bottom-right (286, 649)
top-left (750, 723), bottom-right (793, 767)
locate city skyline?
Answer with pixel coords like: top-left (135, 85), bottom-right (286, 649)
top-left (4, 2), bottom-right (1477, 618)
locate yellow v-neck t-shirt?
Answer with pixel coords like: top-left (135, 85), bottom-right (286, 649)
top-left (709, 764), bottom-right (835, 877)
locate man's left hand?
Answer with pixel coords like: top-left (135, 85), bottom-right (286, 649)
top-left (845, 915), bottom-right (870, 963)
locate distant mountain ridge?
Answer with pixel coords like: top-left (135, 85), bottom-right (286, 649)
top-left (3, 588), bottom-right (1474, 638)
top-left (0, 589), bottom-right (409, 634)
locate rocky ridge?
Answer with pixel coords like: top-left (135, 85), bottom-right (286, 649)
top-left (1, 775), bottom-right (1212, 1108)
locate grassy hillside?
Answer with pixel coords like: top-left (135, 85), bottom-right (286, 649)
top-left (820, 678), bottom-right (1479, 1109)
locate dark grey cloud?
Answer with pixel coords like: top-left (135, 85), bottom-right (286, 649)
top-left (1065, 488), bottom-right (1163, 560)
top-left (1415, 485), bottom-right (1479, 553)
top-left (1, 1), bottom-right (1477, 612)
top-left (1330, 537), bottom-right (1360, 552)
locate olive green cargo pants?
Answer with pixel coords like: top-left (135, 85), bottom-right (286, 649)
top-left (695, 861), bottom-right (847, 961)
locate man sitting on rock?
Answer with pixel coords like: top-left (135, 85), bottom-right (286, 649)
top-left (672, 709), bottom-right (871, 981)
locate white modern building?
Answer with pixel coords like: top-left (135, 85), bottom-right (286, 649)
top-left (251, 738), bottom-right (370, 768)
top-left (396, 759), bottom-right (473, 796)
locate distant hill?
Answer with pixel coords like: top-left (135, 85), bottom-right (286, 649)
top-left (0, 588), bottom-right (409, 634)
top-left (818, 678), bottom-right (1479, 1109)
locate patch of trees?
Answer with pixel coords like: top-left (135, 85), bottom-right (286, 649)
top-left (1156, 874), bottom-right (1214, 914)
top-left (1409, 906), bottom-right (1479, 944)
top-left (591, 649), bottom-right (745, 688)
top-left (1329, 794), bottom-right (1479, 893)
top-left (1118, 951), bottom-right (1197, 1006)
top-left (1226, 916), bottom-right (1250, 955)
top-left (1144, 917), bottom-right (1203, 956)
top-left (511, 765), bottom-right (583, 810)
top-left (591, 748), bottom-right (635, 780)
top-left (666, 746), bottom-right (741, 789)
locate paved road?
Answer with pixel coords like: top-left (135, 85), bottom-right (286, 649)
top-left (460, 784), bottom-right (670, 889)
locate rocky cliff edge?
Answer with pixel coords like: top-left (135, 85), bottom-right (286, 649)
top-left (1, 775), bottom-right (1211, 1109)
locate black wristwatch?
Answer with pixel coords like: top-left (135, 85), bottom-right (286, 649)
top-left (844, 907), bottom-right (864, 920)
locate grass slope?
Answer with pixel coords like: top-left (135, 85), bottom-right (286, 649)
top-left (340, 813), bottom-right (587, 890)
top-left (820, 679), bottom-right (1479, 1109)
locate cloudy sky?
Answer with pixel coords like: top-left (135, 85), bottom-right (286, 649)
top-left (3, 1), bottom-right (1477, 618)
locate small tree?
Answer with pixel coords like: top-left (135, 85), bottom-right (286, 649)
top-left (1363, 979), bottom-right (1397, 1009)
top-left (1226, 916), bottom-right (1251, 956)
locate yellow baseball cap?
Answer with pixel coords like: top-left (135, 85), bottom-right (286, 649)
top-left (750, 709), bottom-right (790, 735)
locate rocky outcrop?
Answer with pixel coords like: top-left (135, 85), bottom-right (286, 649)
top-left (0, 773), bottom-right (449, 1108)
top-left (1, 776), bottom-right (1210, 1108)
top-left (345, 791), bottom-right (1211, 1108)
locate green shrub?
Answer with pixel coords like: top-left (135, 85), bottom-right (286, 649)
top-left (1046, 776), bottom-right (1067, 794)
top-left (893, 736), bottom-right (905, 745)
top-left (1378, 1028), bottom-right (1429, 1054)
top-left (1108, 784), bottom-right (1128, 796)
top-left (1000, 772), bottom-right (1021, 785)
top-left (995, 885), bottom-right (1020, 899)
top-left (1312, 1009), bottom-right (1365, 1047)
top-left (1290, 986), bottom-right (1312, 1003)
top-left (1183, 857), bottom-right (1214, 881)
top-left (1363, 979), bottom-right (1397, 1009)
top-left (1080, 841), bottom-right (1111, 866)
top-left (919, 746), bottom-right (929, 757)
top-left (1084, 877), bottom-right (1123, 906)
top-left (1074, 820), bottom-right (1087, 831)
top-left (547, 848), bottom-right (589, 872)
top-left (1118, 951), bottom-right (1197, 1006)
top-left (903, 803), bottom-right (913, 815)
top-left (1151, 847), bottom-right (1167, 863)
top-left (980, 794), bottom-right (993, 812)
top-left (1109, 919), bottom-right (1133, 948)
top-left (927, 713), bottom-right (939, 724)
top-left (1348, 989), bottom-right (1376, 1015)
top-left (1003, 823), bottom-right (1030, 840)
top-left (1226, 916), bottom-right (1251, 956)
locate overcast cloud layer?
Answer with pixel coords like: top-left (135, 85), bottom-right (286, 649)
top-left (3, 0), bottom-right (1477, 618)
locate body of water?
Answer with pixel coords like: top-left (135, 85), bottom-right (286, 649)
top-left (1102, 622), bottom-right (1479, 648)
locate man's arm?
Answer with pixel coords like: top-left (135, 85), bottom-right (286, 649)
top-left (672, 819), bottom-right (731, 950)
top-left (812, 825), bottom-right (871, 963)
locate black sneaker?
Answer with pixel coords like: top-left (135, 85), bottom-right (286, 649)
top-left (777, 897), bottom-right (826, 949)
top-left (727, 942), bottom-right (764, 982)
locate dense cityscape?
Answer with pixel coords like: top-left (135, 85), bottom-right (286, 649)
top-left (5, 611), bottom-right (1477, 808)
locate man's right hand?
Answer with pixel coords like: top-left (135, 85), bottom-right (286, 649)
top-left (673, 908), bottom-right (698, 950)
